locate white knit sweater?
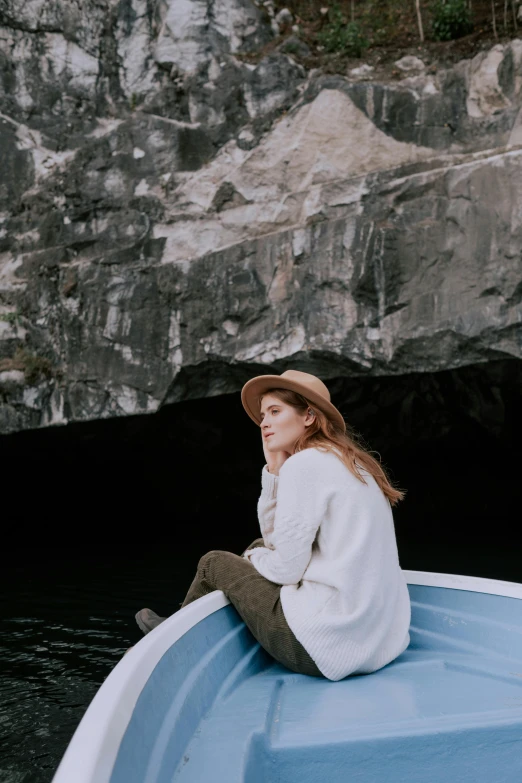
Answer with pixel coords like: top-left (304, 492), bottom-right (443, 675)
top-left (243, 446), bottom-right (411, 681)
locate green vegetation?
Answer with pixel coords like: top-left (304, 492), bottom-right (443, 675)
top-left (317, 5), bottom-right (369, 55)
top-left (431, 0), bottom-right (473, 40)
top-left (243, 0), bottom-right (517, 67)
top-left (0, 347), bottom-right (54, 385)
top-left (21, 350), bottom-right (54, 385)
top-left (358, 2), bottom-right (403, 46)
top-left (283, 39), bottom-right (304, 54)
top-left (0, 312), bottom-right (19, 326)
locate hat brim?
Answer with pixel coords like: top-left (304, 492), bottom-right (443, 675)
top-left (241, 375), bottom-right (346, 433)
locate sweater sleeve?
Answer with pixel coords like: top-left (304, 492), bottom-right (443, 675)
top-left (244, 451), bottom-right (328, 585)
top-left (257, 465), bottom-right (278, 548)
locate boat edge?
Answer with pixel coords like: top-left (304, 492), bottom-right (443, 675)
top-left (403, 570), bottom-right (522, 600)
top-left (51, 591), bottom-right (231, 783)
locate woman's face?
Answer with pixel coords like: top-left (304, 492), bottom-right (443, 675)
top-left (260, 394), bottom-right (314, 455)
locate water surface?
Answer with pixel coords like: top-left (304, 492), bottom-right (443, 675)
top-left (0, 551), bottom-right (202, 783)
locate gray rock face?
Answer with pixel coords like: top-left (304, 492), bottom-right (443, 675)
top-left (394, 55), bottom-right (425, 72)
top-left (0, 0), bottom-right (521, 434)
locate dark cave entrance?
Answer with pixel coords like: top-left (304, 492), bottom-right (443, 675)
top-left (1, 359), bottom-right (520, 582)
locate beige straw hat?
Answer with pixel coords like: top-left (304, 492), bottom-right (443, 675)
top-left (241, 369), bottom-right (346, 433)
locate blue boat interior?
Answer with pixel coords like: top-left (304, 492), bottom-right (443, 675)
top-left (111, 585), bottom-right (522, 783)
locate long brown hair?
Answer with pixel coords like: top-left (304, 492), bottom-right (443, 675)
top-left (260, 388), bottom-right (405, 506)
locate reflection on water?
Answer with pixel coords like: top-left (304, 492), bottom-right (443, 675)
top-left (0, 552), bottom-right (201, 783)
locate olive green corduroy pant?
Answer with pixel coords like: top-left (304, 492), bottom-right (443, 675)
top-left (180, 538), bottom-right (322, 677)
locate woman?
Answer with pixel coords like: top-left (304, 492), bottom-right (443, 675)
top-left (135, 369), bottom-right (411, 681)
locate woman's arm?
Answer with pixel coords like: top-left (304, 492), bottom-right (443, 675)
top-left (245, 450), bottom-right (329, 585)
top-left (258, 432), bottom-right (291, 548)
top-left (257, 465), bottom-right (278, 548)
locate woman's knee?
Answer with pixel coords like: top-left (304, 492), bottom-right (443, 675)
top-left (198, 549), bottom-right (233, 573)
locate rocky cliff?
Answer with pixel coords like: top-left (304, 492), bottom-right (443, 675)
top-left (0, 0), bottom-right (521, 433)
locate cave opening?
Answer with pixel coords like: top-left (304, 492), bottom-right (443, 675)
top-left (1, 358), bottom-right (520, 583)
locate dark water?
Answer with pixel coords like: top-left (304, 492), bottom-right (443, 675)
top-left (0, 551), bottom-right (204, 783)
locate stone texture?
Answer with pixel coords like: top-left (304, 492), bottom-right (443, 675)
top-left (0, 1), bottom-right (521, 434)
top-left (394, 55), bottom-right (425, 72)
top-left (349, 64), bottom-right (374, 78)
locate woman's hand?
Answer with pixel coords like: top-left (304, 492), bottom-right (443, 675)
top-left (262, 431), bottom-right (291, 475)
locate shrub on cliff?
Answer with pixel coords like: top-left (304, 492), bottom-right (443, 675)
top-left (431, 0), bottom-right (473, 40)
top-left (317, 5), bottom-right (369, 56)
